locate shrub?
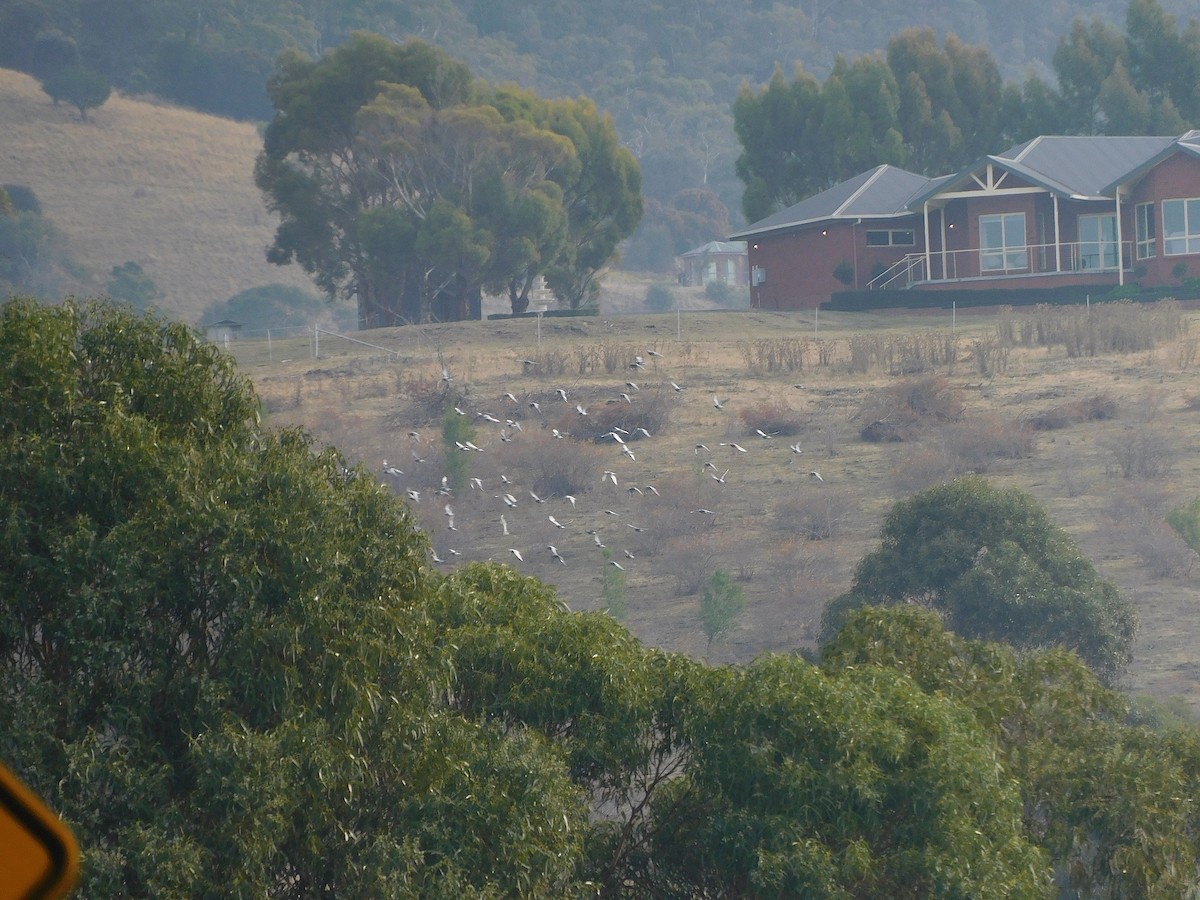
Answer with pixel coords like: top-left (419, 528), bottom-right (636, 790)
top-left (1, 184), bottom-right (40, 215)
top-left (1027, 393), bottom-right (1118, 431)
top-left (773, 487), bottom-right (855, 540)
top-left (1102, 424), bottom-right (1175, 480)
top-left (833, 260), bottom-right (855, 286)
top-left (1167, 496), bottom-right (1200, 554)
top-left (699, 569), bottom-right (746, 655)
top-left (495, 429), bottom-right (605, 498)
top-left (858, 374), bottom-right (963, 441)
top-left (645, 284), bottom-right (676, 312)
top-left (739, 400), bottom-right (804, 438)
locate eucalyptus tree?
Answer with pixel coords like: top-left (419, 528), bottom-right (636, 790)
top-left (821, 477), bottom-right (1137, 685)
top-left (0, 298), bottom-right (588, 894)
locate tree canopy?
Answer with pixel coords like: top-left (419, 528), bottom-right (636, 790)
top-left (3, 298), bottom-right (1196, 896)
top-left (734, 2), bottom-right (1200, 221)
top-left (256, 35), bottom-right (640, 325)
top-left (821, 476), bottom-right (1138, 684)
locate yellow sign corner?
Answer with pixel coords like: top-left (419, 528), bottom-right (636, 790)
top-left (0, 760), bottom-right (79, 899)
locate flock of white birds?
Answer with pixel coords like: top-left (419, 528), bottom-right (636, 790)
top-left (380, 346), bottom-right (827, 593)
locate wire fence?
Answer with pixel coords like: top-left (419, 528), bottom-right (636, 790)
top-left (217, 324), bottom-right (428, 368)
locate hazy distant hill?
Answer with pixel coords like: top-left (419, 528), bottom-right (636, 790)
top-left (0, 69), bottom-right (319, 324)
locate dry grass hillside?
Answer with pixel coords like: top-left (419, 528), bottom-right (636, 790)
top-left (227, 303), bottom-right (1200, 715)
top-left (0, 68), bottom-right (314, 321)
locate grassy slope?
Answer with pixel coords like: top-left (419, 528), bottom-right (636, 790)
top-left (0, 68), bottom-right (315, 323)
top-left (235, 307), bottom-right (1200, 714)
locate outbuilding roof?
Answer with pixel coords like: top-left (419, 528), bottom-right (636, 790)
top-left (681, 240), bottom-right (747, 257)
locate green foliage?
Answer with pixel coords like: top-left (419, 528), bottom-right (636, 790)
top-left (6, 300), bottom-right (1199, 898)
top-left (650, 652), bottom-right (1050, 897)
top-left (199, 283), bottom-right (354, 331)
top-left (833, 259), bottom-right (855, 286)
top-left (1, 184), bottom-right (40, 215)
top-left (0, 297), bottom-right (590, 894)
top-left (0, 207), bottom-right (68, 298)
top-left (441, 397), bottom-right (477, 492)
top-left (1167, 495), bottom-right (1200, 554)
top-left (644, 284), bottom-right (675, 312)
top-left (823, 606), bottom-right (1200, 899)
top-left (39, 64), bottom-right (111, 120)
top-left (699, 568), bottom-right (745, 653)
top-left (105, 261), bottom-right (161, 310)
top-left (259, 37), bottom-right (637, 325)
top-left (822, 476), bottom-right (1137, 684)
top-left (600, 548), bottom-right (627, 618)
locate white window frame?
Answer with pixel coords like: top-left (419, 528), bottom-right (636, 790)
top-left (865, 229), bottom-right (916, 247)
top-left (1135, 202), bottom-right (1156, 260)
top-left (1078, 214), bottom-right (1119, 270)
top-left (979, 213), bottom-right (1027, 272)
top-left (1163, 198), bottom-right (1200, 256)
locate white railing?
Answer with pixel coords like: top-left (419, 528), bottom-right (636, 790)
top-left (867, 241), bottom-right (1134, 290)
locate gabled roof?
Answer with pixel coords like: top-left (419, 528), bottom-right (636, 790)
top-left (681, 240), bottom-right (746, 257)
top-left (736, 133), bottom-right (1200, 242)
top-left (909, 134), bottom-right (1184, 207)
top-left (1102, 129), bottom-right (1200, 193)
top-left (730, 165), bottom-right (936, 240)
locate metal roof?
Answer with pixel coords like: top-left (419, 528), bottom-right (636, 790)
top-left (729, 165), bottom-right (934, 240)
top-left (734, 133), bottom-right (1200, 240)
top-left (681, 240), bottom-right (746, 257)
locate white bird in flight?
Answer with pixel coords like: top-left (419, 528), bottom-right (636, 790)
top-left (713, 396), bottom-right (725, 409)
top-left (509, 548), bottom-right (523, 561)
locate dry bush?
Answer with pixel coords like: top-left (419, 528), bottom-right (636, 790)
top-left (494, 430), bottom-right (606, 497)
top-left (1101, 486), bottom-right (1196, 577)
top-left (938, 415), bottom-right (1036, 472)
top-left (394, 373), bottom-right (455, 422)
top-left (1177, 336), bottom-right (1199, 370)
top-left (996, 300), bottom-right (1186, 356)
top-left (637, 474), bottom-right (721, 555)
top-left (972, 335), bottom-right (1009, 376)
top-left (772, 486), bottom-right (856, 540)
top-left (736, 338), bottom-right (806, 374)
top-left (891, 443), bottom-right (960, 495)
top-left (739, 400), bottom-right (805, 438)
top-left (262, 379), bottom-right (303, 413)
top-left (662, 533), bottom-right (719, 595)
top-left (572, 343), bottom-right (601, 375)
top-left (565, 389), bottom-right (680, 443)
top-left (858, 374), bottom-right (964, 442)
top-left (1119, 522), bottom-right (1198, 578)
top-left (1101, 424), bottom-right (1176, 480)
top-left (1055, 445), bottom-right (1093, 499)
top-left (525, 348), bottom-right (570, 378)
top-left (1027, 393), bottom-right (1118, 431)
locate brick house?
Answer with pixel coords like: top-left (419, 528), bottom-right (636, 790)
top-left (730, 131), bottom-right (1200, 309)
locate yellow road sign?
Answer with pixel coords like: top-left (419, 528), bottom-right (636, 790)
top-left (0, 760), bottom-right (79, 899)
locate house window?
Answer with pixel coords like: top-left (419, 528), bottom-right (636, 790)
top-left (865, 229), bottom-right (916, 246)
top-left (979, 213), bottom-right (1027, 272)
top-left (1078, 214), bottom-right (1118, 269)
top-left (1136, 202), bottom-right (1156, 259)
top-left (1163, 198), bottom-right (1200, 255)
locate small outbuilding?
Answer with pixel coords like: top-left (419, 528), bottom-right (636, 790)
top-left (204, 319), bottom-right (243, 344)
top-left (680, 241), bottom-right (748, 287)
